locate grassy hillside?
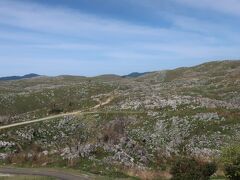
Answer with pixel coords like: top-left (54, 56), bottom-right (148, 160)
top-left (0, 60), bottom-right (239, 179)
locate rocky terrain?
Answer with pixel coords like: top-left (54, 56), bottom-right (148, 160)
top-left (0, 60), bottom-right (239, 178)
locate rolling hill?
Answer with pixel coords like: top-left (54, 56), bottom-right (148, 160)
top-left (0, 73), bottom-right (40, 81)
top-left (0, 60), bottom-right (239, 179)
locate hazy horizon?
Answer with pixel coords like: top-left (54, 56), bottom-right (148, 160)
top-left (0, 0), bottom-right (240, 76)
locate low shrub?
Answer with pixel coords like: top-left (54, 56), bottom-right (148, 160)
top-left (221, 145), bottom-right (240, 180)
top-left (170, 156), bottom-right (217, 180)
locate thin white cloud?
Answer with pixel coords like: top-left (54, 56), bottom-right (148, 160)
top-left (0, 0), bottom-right (239, 76)
top-left (175, 0), bottom-right (240, 16)
top-left (0, 0), bottom-right (217, 42)
top-left (0, 0), bottom-right (163, 37)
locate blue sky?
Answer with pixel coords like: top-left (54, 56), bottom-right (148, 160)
top-left (0, 0), bottom-right (240, 76)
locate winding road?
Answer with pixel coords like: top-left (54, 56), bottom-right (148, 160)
top-left (0, 95), bottom-right (115, 131)
top-left (0, 96), bottom-right (117, 179)
top-left (0, 94), bottom-right (141, 179)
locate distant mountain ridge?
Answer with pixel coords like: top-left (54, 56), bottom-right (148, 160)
top-left (1, 60), bottom-right (238, 81)
top-left (122, 71), bottom-right (153, 78)
top-left (0, 72), bottom-right (151, 81)
top-left (0, 73), bottom-right (40, 81)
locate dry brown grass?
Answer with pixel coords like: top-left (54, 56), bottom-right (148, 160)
top-left (6, 152), bottom-right (52, 166)
top-left (125, 168), bottom-right (171, 180)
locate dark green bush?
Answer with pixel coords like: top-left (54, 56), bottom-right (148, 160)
top-left (170, 157), bottom-right (217, 180)
top-left (224, 164), bottom-right (240, 180)
top-left (202, 162), bottom-right (217, 177)
top-left (221, 145), bottom-right (240, 180)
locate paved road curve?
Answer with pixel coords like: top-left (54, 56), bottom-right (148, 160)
top-left (0, 167), bottom-right (91, 180)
